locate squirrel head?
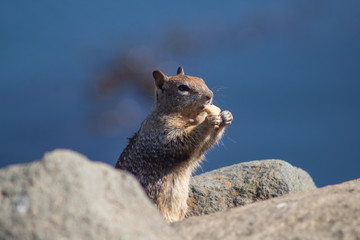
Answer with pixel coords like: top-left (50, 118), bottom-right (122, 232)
top-left (152, 66), bottom-right (214, 118)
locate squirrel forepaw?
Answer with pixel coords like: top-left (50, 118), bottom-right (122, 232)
top-left (206, 110), bottom-right (233, 129)
top-left (206, 114), bottom-right (222, 129)
top-left (220, 110), bottom-right (233, 126)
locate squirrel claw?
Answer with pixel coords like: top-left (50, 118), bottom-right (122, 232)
top-left (220, 110), bottom-right (233, 126)
top-left (206, 110), bottom-right (233, 128)
top-left (206, 114), bottom-right (222, 128)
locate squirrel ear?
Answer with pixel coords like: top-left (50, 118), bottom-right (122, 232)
top-left (153, 70), bottom-right (168, 90)
top-left (177, 66), bottom-right (184, 75)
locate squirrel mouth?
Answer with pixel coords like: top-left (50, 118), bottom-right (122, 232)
top-left (199, 100), bottom-right (212, 111)
top-left (199, 98), bottom-right (213, 113)
top-left (201, 98), bottom-right (212, 107)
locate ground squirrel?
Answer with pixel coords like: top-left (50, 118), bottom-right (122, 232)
top-left (115, 67), bottom-right (233, 223)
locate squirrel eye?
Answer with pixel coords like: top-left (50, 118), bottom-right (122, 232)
top-left (178, 84), bottom-right (190, 92)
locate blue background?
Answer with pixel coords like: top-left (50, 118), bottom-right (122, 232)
top-left (1, 1), bottom-right (359, 187)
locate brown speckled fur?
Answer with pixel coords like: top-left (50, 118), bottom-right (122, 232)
top-left (115, 67), bottom-right (233, 223)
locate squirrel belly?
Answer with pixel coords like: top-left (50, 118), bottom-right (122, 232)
top-left (115, 66), bottom-right (233, 223)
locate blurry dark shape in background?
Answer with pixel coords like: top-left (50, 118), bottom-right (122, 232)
top-left (88, 46), bottom-right (156, 133)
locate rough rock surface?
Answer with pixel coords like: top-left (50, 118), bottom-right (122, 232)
top-left (0, 149), bottom-right (179, 240)
top-left (187, 160), bottom-right (316, 217)
top-left (175, 178), bottom-right (360, 240)
top-left (1, 150), bottom-right (358, 240)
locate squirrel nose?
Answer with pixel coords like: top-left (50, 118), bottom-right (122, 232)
top-left (206, 91), bottom-right (214, 100)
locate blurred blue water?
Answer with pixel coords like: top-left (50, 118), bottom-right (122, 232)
top-left (1, 1), bottom-right (359, 187)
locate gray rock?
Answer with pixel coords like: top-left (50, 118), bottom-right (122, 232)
top-left (0, 149), bottom-right (180, 240)
top-left (187, 160), bottom-right (316, 217)
top-left (175, 179), bottom-right (360, 240)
